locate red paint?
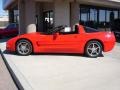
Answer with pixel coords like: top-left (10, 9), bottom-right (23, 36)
top-left (6, 25), bottom-right (116, 55)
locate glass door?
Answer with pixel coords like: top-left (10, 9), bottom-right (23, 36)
top-left (43, 11), bottom-right (54, 32)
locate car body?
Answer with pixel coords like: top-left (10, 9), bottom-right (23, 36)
top-left (0, 23), bottom-right (18, 38)
top-left (6, 25), bottom-right (116, 58)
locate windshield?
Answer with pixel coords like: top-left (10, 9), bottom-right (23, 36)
top-left (6, 23), bottom-right (17, 29)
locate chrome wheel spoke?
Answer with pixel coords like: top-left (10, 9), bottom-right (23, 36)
top-left (87, 42), bottom-right (101, 57)
top-left (17, 41), bottom-right (30, 55)
top-left (87, 48), bottom-right (92, 50)
top-left (92, 43), bottom-right (95, 48)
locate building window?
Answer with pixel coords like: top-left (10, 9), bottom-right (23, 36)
top-left (80, 5), bottom-right (119, 31)
top-left (89, 8), bottom-right (98, 28)
top-left (99, 10), bottom-right (106, 29)
top-left (80, 7), bottom-right (90, 26)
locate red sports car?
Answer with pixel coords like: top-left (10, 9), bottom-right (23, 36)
top-left (0, 23), bottom-right (18, 38)
top-left (6, 25), bottom-right (116, 58)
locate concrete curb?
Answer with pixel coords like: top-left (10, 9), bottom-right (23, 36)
top-left (0, 49), bottom-right (24, 90)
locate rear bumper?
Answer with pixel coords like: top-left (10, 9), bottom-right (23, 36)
top-left (103, 32), bottom-right (116, 52)
top-left (103, 40), bottom-right (116, 52)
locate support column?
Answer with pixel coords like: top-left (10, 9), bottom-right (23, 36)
top-left (25, 0), bottom-right (36, 33)
top-left (36, 3), bottom-right (44, 32)
top-left (18, 0), bottom-right (36, 34)
top-left (18, 0), bottom-right (25, 34)
top-left (9, 10), bottom-right (14, 23)
top-left (70, 2), bottom-right (79, 27)
top-left (54, 0), bottom-right (70, 27)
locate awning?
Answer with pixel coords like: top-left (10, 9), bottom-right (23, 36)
top-left (3, 0), bottom-right (15, 10)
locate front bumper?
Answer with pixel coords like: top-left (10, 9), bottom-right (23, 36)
top-left (6, 39), bottom-right (16, 52)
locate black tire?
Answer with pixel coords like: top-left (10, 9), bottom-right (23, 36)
top-left (16, 39), bottom-right (32, 56)
top-left (85, 41), bottom-right (102, 58)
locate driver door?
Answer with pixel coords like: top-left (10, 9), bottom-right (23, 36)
top-left (38, 33), bottom-right (80, 53)
top-left (51, 33), bottom-right (80, 53)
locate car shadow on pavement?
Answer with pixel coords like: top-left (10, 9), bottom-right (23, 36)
top-left (33, 53), bottom-right (104, 58)
top-left (2, 50), bottom-right (104, 58)
top-left (33, 53), bottom-right (85, 57)
top-left (2, 50), bottom-right (16, 55)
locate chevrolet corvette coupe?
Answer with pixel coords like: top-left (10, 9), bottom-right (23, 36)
top-left (6, 25), bottom-right (116, 58)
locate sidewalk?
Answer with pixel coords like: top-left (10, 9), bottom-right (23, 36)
top-left (0, 54), bottom-right (18, 90)
top-left (0, 39), bottom-right (120, 90)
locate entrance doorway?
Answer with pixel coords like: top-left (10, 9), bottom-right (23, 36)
top-left (43, 10), bottom-right (54, 32)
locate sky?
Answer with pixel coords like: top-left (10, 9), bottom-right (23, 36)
top-left (0, 0), bottom-right (8, 16)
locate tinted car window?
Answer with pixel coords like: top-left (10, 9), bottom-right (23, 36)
top-left (84, 27), bottom-right (99, 33)
top-left (6, 24), bottom-right (17, 29)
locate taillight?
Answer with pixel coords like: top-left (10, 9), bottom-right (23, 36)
top-left (105, 33), bottom-right (112, 38)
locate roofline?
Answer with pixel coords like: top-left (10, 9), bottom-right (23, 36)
top-left (3, 0), bottom-right (120, 10)
top-left (3, 0), bottom-right (16, 10)
top-left (109, 0), bottom-right (120, 2)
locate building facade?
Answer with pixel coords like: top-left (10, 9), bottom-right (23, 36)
top-left (3, 0), bottom-right (120, 34)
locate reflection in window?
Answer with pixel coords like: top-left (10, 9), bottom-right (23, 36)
top-left (90, 9), bottom-right (97, 21)
top-left (99, 10), bottom-right (106, 28)
top-left (114, 11), bottom-right (118, 19)
top-left (99, 10), bottom-right (106, 22)
top-left (89, 9), bottom-right (97, 28)
top-left (80, 8), bottom-right (90, 26)
top-left (106, 11), bottom-right (112, 22)
top-left (80, 5), bottom-right (119, 31)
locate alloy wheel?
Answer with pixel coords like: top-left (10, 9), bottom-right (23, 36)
top-left (16, 40), bottom-right (32, 55)
top-left (85, 41), bottom-right (102, 58)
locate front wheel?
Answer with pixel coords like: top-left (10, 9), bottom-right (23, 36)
top-left (16, 39), bottom-right (32, 56)
top-left (85, 41), bottom-right (102, 58)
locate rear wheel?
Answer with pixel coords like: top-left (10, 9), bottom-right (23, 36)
top-left (85, 41), bottom-right (102, 58)
top-left (16, 39), bottom-right (32, 56)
